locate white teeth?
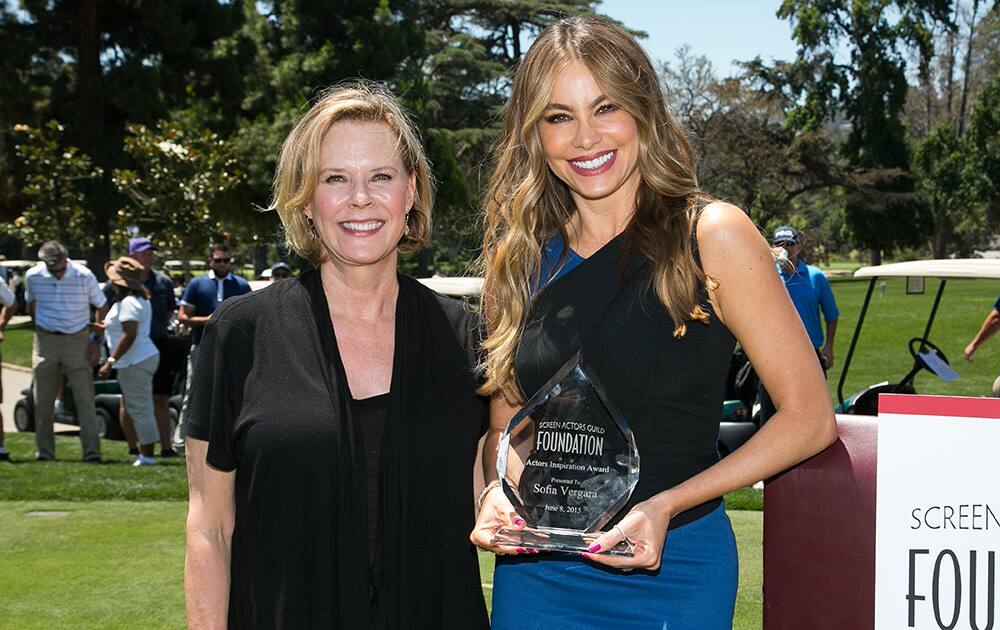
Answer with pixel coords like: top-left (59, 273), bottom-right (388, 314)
top-left (571, 151), bottom-right (614, 170)
top-left (342, 221), bottom-right (383, 231)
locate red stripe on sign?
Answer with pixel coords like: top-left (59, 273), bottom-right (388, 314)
top-left (879, 393), bottom-right (1000, 418)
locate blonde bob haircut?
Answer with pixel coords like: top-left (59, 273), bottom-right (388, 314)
top-left (268, 81), bottom-right (433, 266)
top-left (479, 15), bottom-right (716, 402)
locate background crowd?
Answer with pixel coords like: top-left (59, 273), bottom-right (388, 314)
top-left (0, 238), bottom-right (256, 464)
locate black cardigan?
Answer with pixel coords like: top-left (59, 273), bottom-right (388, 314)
top-left (186, 270), bottom-right (489, 629)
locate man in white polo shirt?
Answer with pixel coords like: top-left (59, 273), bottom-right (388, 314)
top-left (25, 241), bottom-right (108, 462)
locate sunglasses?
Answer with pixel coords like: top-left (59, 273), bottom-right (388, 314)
top-left (211, 257), bottom-right (232, 264)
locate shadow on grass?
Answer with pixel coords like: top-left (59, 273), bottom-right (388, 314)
top-left (0, 433), bottom-right (187, 501)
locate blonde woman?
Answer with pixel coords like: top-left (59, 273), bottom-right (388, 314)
top-left (185, 82), bottom-right (489, 629)
top-left (470, 16), bottom-right (838, 629)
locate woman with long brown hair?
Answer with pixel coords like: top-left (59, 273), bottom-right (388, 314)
top-left (470, 16), bottom-right (837, 628)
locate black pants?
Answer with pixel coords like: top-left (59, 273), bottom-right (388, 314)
top-left (757, 347), bottom-right (827, 425)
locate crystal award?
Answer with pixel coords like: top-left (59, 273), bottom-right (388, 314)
top-left (492, 351), bottom-right (640, 555)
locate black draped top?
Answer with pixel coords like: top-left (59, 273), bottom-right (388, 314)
top-left (514, 234), bottom-right (736, 530)
top-left (186, 270), bottom-right (489, 629)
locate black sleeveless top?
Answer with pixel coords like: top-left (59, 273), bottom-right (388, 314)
top-left (514, 233), bottom-right (736, 530)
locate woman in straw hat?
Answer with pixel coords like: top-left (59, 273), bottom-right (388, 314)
top-left (100, 255), bottom-right (161, 466)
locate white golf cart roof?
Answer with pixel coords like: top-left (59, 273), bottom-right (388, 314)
top-left (854, 259), bottom-right (1000, 280)
top-left (417, 276), bottom-right (484, 297)
top-left (0, 260), bottom-right (39, 269)
top-left (245, 276), bottom-right (485, 298)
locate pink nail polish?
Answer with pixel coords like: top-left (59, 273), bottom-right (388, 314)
top-left (516, 547), bottom-right (526, 553)
top-left (587, 543), bottom-right (602, 553)
top-left (515, 518), bottom-right (525, 527)
top-left (530, 549), bottom-right (539, 554)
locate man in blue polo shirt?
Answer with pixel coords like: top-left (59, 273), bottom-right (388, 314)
top-left (758, 226), bottom-right (840, 422)
top-left (175, 243), bottom-right (250, 450)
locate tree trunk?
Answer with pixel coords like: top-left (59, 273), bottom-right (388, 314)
top-left (869, 247), bottom-right (882, 266)
top-left (945, 27), bottom-right (956, 120)
top-left (76, 0), bottom-right (111, 275)
top-left (929, 222), bottom-right (949, 259)
top-left (957, 0), bottom-right (981, 137)
top-left (253, 242), bottom-right (269, 278)
top-left (510, 20), bottom-right (521, 61)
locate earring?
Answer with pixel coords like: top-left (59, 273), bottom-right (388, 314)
top-left (404, 211), bottom-right (411, 237)
top-left (305, 215), bottom-right (318, 238)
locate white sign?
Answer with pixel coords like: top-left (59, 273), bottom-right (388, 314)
top-left (875, 394), bottom-right (1000, 630)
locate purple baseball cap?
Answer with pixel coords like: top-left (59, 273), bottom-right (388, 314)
top-left (128, 237), bottom-right (155, 253)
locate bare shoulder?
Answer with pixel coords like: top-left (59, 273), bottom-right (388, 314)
top-left (695, 201), bottom-right (762, 254)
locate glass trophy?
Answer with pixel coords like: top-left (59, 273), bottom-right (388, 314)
top-left (492, 351), bottom-right (640, 556)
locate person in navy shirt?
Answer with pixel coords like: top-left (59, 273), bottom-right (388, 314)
top-left (758, 226), bottom-right (840, 423)
top-left (175, 243), bottom-right (251, 450)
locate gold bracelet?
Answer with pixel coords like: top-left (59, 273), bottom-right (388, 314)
top-left (476, 480), bottom-right (503, 512)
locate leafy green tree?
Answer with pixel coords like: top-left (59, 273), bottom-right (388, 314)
top-left (112, 121), bottom-right (244, 260)
top-left (903, 2), bottom-right (999, 257)
top-left (914, 122), bottom-right (991, 256)
top-left (0, 1), bottom-right (245, 263)
top-left (405, 0), bottom-right (609, 273)
top-left (662, 48), bottom-right (843, 247)
top-left (753, 0), bottom-right (953, 264)
top-left (4, 121), bottom-right (104, 252)
top-left (967, 70), bottom-right (1000, 216)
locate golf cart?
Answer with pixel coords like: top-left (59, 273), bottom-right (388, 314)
top-left (835, 258), bottom-right (1000, 416)
top-left (14, 379), bottom-right (128, 440)
top-left (14, 380), bottom-right (184, 442)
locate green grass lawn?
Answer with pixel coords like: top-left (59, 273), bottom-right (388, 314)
top-left (0, 501), bottom-right (187, 629)
top-left (0, 432), bottom-right (764, 505)
top-left (1, 321), bottom-right (32, 367)
top-left (818, 260), bottom-right (863, 273)
top-left (0, 432), bottom-right (765, 628)
top-left (0, 500), bottom-right (764, 629)
top-left (0, 434), bottom-right (188, 501)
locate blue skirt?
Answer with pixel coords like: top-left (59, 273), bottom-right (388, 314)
top-left (490, 503), bottom-right (738, 630)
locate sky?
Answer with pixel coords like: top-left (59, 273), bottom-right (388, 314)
top-left (599, 1), bottom-right (801, 76)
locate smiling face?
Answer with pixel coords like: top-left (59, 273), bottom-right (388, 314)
top-left (306, 120), bottom-right (416, 270)
top-left (537, 60), bottom-right (642, 211)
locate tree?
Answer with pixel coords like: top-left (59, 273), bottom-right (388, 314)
top-left (0, 1), bottom-right (245, 264)
top-left (4, 121), bottom-right (104, 252)
top-left (913, 122), bottom-right (992, 256)
top-left (112, 121), bottom-right (244, 260)
top-left (753, 0), bottom-right (953, 264)
top-left (905, 2), bottom-right (1000, 257)
top-left (661, 48), bottom-right (843, 246)
top-left (967, 70), bottom-right (1000, 217)
top-left (407, 1), bottom-right (618, 273)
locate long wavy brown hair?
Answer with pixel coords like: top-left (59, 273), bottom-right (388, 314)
top-left (479, 15), bottom-right (716, 403)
